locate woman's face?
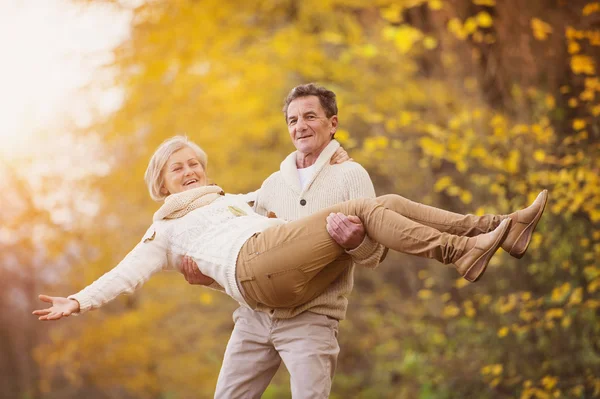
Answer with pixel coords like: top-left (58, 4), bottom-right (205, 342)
top-left (161, 146), bottom-right (207, 195)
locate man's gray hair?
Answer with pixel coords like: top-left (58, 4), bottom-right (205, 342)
top-left (144, 135), bottom-right (208, 201)
top-left (282, 83), bottom-right (338, 122)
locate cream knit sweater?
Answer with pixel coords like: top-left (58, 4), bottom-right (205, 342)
top-left (68, 191), bottom-right (283, 312)
top-left (252, 139), bottom-right (384, 320)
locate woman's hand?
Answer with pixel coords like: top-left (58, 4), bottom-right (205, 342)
top-left (32, 294), bottom-right (80, 321)
top-left (330, 146), bottom-right (353, 165)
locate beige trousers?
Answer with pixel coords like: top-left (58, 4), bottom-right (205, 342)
top-left (214, 306), bottom-right (339, 399)
top-left (237, 194), bottom-right (503, 309)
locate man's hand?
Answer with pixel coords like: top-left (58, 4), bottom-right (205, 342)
top-left (180, 256), bottom-right (215, 286)
top-left (330, 146), bottom-right (353, 165)
top-left (326, 212), bottom-right (365, 250)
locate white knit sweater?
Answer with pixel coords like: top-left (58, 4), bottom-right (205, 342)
top-left (251, 139), bottom-right (385, 320)
top-left (69, 192), bottom-right (283, 313)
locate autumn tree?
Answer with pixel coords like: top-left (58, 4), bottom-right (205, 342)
top-left (30, 0), bottom-right (600, 398)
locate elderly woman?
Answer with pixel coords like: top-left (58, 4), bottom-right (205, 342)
top-left (34, 136), bottom-right (547, 320)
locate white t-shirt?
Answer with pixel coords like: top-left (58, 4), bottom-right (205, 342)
top-left (297, 164), bottom-right (317, 190)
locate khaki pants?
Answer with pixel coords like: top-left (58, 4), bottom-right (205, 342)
top-left (237, 194), bottom-right (503, 309)
top-left (214, 306), bottom-right (339, 399)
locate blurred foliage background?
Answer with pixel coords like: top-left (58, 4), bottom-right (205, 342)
top-left (2, 0), bottom-right (600, 398)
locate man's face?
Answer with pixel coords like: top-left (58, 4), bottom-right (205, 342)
top-left (286, 95), bottom-right (337, 155)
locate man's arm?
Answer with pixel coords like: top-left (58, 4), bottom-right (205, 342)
top-left (180, 256), bottom-right (225, 291)
top-left (340, 164), bottom-right (386, 268)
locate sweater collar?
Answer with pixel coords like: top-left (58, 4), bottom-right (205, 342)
top-left (153, 185), bottom-right (224, 221)
top-left (279, 139), bottom-right (340, 194)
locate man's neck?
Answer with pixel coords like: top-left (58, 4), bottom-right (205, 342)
top-left (296, 152), bottom-right (319, 169)
top-left (295, 143), bottom-right (330, 169)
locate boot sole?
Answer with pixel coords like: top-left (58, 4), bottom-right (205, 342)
top-left (463, 219), bottom-right (512, 282)
top-left (508, 190), bottom-right (548, 259)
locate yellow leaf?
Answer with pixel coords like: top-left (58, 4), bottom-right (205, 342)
top-left (473, 0), bottom-right (495, 5)
top-left (505, 150), bottom-right (521, 173)
top-left (551, 282), bottom-right (571, 302)
top-left (519, 310), bottom-right (535, 322)
top-left (545, 308), bottom-right (564, 320)
top-left (455, 277), bottom-right (470, 289)
top-left (398, 111), bottom-right (413, 126)
top-left (465, 307), bottom-right (476, 318)
top-left (476, 11), bottom-right (493, 28)
top-left (491, 364), bottom-right (503, 376)
top-left (583, 2), bottom-right (600, 16)
top-left (420, 137), bottom-right (445, 158)
top-left (588, 278), bottom-right (600, 293)
top-left (579, 89), bottom-right (595, 101)
top-left (228, 205), bottom-right (247, 216)
top-left (442, 304), bottom-right (460, 318)
top-left (380, 5), bottom-right (403, 24)
top-left (321, 31), bottom-right (344, 44)
top-left (460, 191), bottom-right (473, 204)
top-left (568, 41), bottom-right (581, 54)
top-left (447, 185), bottom-right (461, 196)
top-left (429, 0), bottom-right (444, 10)
top-left (418, 289), bottom-right (433, 300)
top-left (571, 55), bottom-right (596, 75)
top-left (448, 18), bottom-right (468, 40)
top-left (533, 150), bottom-right (546, 162)
top-left (573, 119), bottom-right (586, 130)
top-left (568, 98), bottom-right (578, 107)
top-left (423, 36), bottom-right (438, 49)
top-left (570, 385), bottom-right (584, 396)
top-left (464, 17), bottom-right (478, 34)
top-left (393, 25), bottom-right (424, 54)
top-left (497, 326), bottom-right (509, 337)
top-left (531, 18), bottom-right (552, 40)
top-left (541, 376), bottom-right (558, 390)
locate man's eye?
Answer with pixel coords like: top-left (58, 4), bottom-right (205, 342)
top-left (307, 115), bottom-right (315, 120)
top-left (289, 120), bottom-right (297, 125)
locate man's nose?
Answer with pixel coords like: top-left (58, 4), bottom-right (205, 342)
top-left (296, 117), bottom-right (307, 130)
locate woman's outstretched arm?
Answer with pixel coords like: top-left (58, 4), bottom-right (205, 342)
top-left (32, 295), bottom-right (80, 321)
top-left (33, 225), bottom-right (169, 320)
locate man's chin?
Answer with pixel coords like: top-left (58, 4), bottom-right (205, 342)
top-left (294, 142), bottom-right (316, 154)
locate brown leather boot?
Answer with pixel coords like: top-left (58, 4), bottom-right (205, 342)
top-left (501, 190), bottom-right (548, 259)
top-left (454, 218), bottom-right (512, 282)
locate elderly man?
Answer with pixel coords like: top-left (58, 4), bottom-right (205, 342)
top-left (182, 83), bottom-right (385, 398)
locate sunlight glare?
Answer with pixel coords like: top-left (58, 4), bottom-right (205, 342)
top-left (0, 1), bottom-right (129, 158)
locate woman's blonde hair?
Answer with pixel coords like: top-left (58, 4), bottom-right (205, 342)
top-left (144, 135), bottom-right (208, 201)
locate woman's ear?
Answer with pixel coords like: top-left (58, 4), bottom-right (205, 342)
top-left (160, 186), bottom-right (169, 195)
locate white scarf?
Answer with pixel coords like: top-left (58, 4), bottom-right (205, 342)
top-left (153, 185), bottom-right (224, 221)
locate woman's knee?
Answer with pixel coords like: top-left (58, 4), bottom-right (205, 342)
top-left (345, 197), bottom-right (379, 215)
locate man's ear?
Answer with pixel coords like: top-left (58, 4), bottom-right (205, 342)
top-left (330, 115), bottom-right (338, 135)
